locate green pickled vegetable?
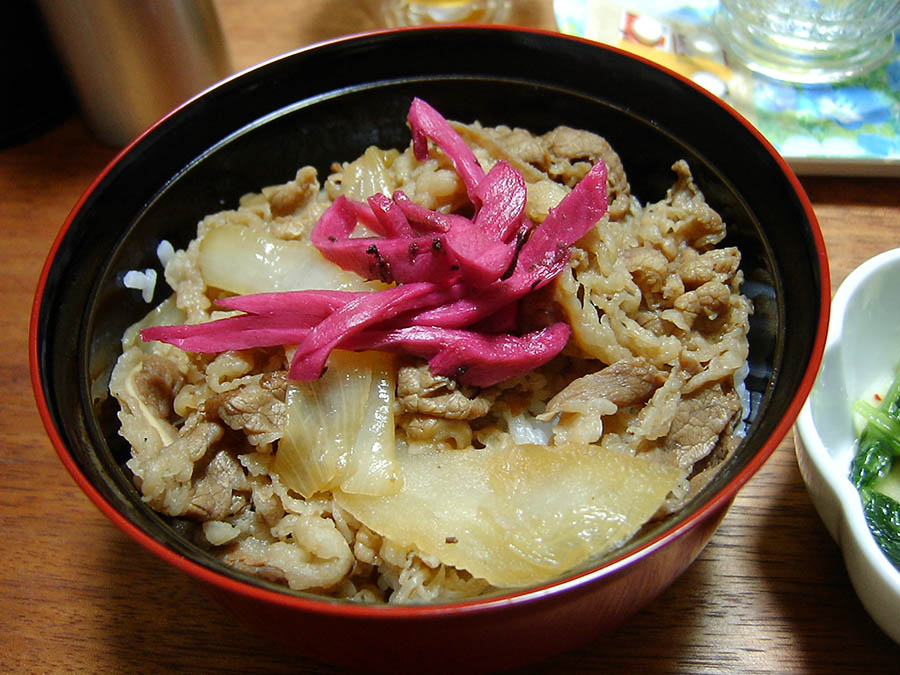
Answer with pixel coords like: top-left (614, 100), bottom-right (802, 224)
top-left (849, 435), bottom-right (894, 493)
top-left (851, 362), bottom-right (900, 569)
top-left (863, 493), bottom-right (900, 564)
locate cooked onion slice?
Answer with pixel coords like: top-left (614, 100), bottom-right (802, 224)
top-left (199, 223), bottom-right (370, 295)
top-left (274, 350), bottom-right (400, 499)
top-left (336, 442), bottom-right (684, 588)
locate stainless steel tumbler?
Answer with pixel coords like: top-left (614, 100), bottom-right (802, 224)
top-left (37, 0), bottom-right (232, 146)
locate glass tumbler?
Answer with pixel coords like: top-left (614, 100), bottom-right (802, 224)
top-left (714, 0), bottom-right (900, 83)
top-left (381, 0), bottom-right (511, 26)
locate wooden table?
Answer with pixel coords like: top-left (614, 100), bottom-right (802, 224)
top-left (3, 1), bottom-right (899, 672)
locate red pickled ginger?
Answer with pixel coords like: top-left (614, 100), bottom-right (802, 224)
top-left (142, 98), bottom-right (608, 387)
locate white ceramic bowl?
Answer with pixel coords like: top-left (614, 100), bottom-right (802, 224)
top-left (795, 247), bottom-right (900, 644)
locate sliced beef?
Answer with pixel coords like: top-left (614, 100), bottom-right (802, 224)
top-left (545, 357), bottom-right (665, 414)
top-left (206, 371), bottom-right (288, 446)
top-left (396, 363), bottom-right (494, 420)
top-left (662, 384), bottom-right (742, 468)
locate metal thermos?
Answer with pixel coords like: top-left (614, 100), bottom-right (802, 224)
top-left (36, 0), bottom-right (232, 147)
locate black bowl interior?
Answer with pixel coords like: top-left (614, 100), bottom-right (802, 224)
top-left (35, 27), bottom-right (823, 599)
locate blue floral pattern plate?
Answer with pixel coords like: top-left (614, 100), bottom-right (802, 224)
top-left (554, 0), bottom-right (900, 176)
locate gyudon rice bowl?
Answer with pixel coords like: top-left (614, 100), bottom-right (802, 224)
top-left (110, 98), bottom-right (751, 603)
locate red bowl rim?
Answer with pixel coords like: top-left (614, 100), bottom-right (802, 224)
top-left (29, 24), bottom-right (830, 619)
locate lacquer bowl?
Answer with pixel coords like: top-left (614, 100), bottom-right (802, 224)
top-left (31, 27), bottom-right (829, 671)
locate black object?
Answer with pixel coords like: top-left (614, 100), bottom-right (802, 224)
top-left (1, 0), bottom-right (75, 148)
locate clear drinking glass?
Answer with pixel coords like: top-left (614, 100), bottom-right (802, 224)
top-left (714, 0), bottom-right (900, 83)
top-left (381, 0), bottom-right (511, 26)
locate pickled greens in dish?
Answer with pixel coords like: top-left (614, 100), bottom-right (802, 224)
top-left (850, 362), bottom-right (900, 568)
top-left (109, 98), bottom-right (752, 603)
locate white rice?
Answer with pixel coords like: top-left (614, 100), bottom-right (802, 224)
top-left (123, 268), bottom-right (157, 303)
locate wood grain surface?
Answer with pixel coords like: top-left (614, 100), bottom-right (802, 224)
top-left (3, 1), bottom-right (899, 672)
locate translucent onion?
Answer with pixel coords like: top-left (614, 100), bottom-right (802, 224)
top-left (273, 350), bottom-right (400, 498)
top-left (337, 146), bottom-right (400, 202)
top-left (122, 296), bottom-right (186, 352)
top-left (335, 442), bottom-right (684, 588)
top-left (198, 223), bottom-right (372, 295)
